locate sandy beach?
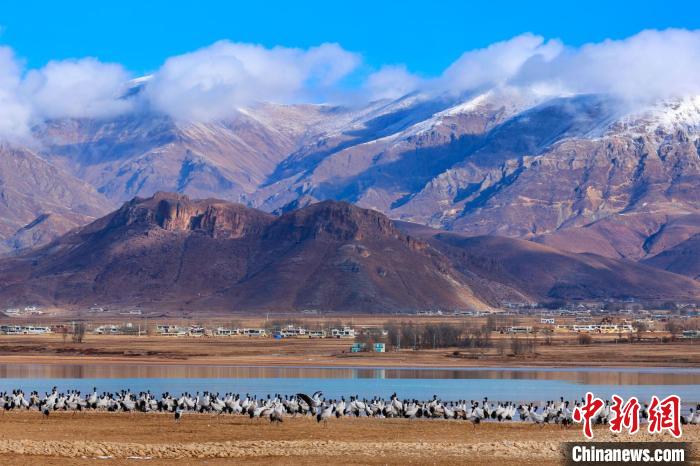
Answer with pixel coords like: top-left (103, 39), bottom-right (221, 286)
top-left (0, 411), bottom-right (696, 465)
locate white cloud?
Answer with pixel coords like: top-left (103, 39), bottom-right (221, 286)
top-left (383, 29), bottom-right (700, 106)
top-left (512, 28), bottom-right (700, 102)
top-left (436, 33), bottom-right (563, 95)
top-left (23, 58), bottom-right (133, 119)
top-left (146, 41), bottom-right (361, 121)
top-left (364, 65), bottom-right (423, 100)
top-left (0, 50), bottom-right (132, 139)
top-left (0, 47), bottom-right (32, 139)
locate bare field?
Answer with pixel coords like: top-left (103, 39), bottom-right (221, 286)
top-left (0, 411), bottom-right (696, 465)
top-left (0, 332), bottom-right (698, 368)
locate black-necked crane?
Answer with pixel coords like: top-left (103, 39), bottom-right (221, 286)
top-left (316, 403), bottom-right (335, 426)
top-left (0, 387), bottom-right (693, 434)
top-left (270, 404), bottom-right (284, 424)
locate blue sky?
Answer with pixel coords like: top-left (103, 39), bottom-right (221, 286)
top-left (2, 0), bottom-right (699, 76)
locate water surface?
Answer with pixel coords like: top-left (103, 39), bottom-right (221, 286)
top-left (0, 364), bottom-right (696, 404)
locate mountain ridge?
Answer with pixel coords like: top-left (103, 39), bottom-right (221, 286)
top-left (0, 91), bottom-right (699, 272)
top-left (0, 194), bottom-right (488, 312)
top-left (0, 193), bottom-right (697, 314)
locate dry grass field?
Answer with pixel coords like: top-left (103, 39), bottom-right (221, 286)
top-left (0, 329), bottom-right (698, 369)
top-left (0, 411), bottom-right (696, 465)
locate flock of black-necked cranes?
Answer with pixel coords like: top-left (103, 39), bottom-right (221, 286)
top-left (0, 388), bottom-right (699, 427)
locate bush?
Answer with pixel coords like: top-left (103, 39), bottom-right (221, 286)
top-left (577, 333), bottom-right (593, 345)
top-left (542, 331), bottom-right (554, 346)
top-left (510, 336), bottom-right (536, 355)
top-left (72, 323), bottom-right (86, 343)
top-left (666, 320), bottom-right (681, 340)
top-left (635, 321), bottom-right (648, 342)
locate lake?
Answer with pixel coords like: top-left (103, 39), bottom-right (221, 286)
top-left (0, 364), bottom-right (697, 404)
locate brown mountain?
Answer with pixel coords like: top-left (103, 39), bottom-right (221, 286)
top-left (257, 94), bottom-right (700, 263)
top-left (643, 233), bottom-right (700, 280)
top-left (398, 222), bottom-right (700, 303)
top-left (0, 144), bottom-right (114, 254)
top-left (1, 92), bottom-right (700, 274)
top-left (0, 193), bottom-right (487, 312)
top-left (34, 103), bottom-right (385, 205)
top-left (1, 193), bottom-right (697, 314)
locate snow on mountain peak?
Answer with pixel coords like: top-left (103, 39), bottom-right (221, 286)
top-left (612, 95), bottom-right (700, 135)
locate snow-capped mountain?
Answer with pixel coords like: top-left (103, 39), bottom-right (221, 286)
top-left (2, 89), bottom-right (700, 272)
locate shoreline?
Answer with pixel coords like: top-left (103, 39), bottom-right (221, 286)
top-left (1, 356), bottom-right (700, 371)
top-left (0, 351), bottom-right (699, 369)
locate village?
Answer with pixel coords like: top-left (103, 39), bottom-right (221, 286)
top-left (2, 312), bottom-right (700, 343)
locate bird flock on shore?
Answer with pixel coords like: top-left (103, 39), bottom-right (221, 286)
top-left (0, 388), bottom-right (699, 426)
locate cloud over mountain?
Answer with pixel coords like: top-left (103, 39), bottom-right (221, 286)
top-left (23, 58), bottom-right (133, 119)
top-left (146, 41), bottom-right (361, 121)
top-left (0, 48), bottom-right (131, 139)
top-left (0, 28), bottom-right (699, 138)
top-left (0, 47), bottom-right (32, 140)
top-left (364, 64), bottom-right (424, 100)
top-left (511, 28), bottom-right (700, 102)
top-left (436, 33), bottom-right (562, 95)
top-left (402, 28), bottom-right (700, 104)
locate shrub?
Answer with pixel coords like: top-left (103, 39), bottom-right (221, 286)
top-left (72, 323), bottom-right (86, 343)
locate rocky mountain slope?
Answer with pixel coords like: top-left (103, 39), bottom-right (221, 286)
top-left (0, 144), bottom-right (115, 253)
top-left (447, 235), bottom-right (698, 302)
top-left (399, 222), bottom-right (700, 302)
top-left (643, 231), bottom-right (700, 280)
top-left (253, 94), bottom-right (700, 263)
top-left (0, 193), bottom-right (488, 311)
top-left (0, 90), bottom-right (699, 274)
top-left (0, 193), bottom-right (697, 312)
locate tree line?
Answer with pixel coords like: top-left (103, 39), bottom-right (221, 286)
top-left (361, 322), bottom-right (493, 350)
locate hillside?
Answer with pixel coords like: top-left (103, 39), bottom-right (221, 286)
top-left (643, 232), bottom-right (700, 280)
top-left (0, 194), bottom-right (698, 314)
top-left (398, 222), bottom-right (700, 302)
top-left (0, 144), bottom-right (115, 253)
top-left (0, 193), bottom-right (487, 312)
top-left (0, 88), bottom-right (697, 281)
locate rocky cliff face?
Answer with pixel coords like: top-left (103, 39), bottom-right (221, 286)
top-left (265, 200), bottom-right (410, 243)
top-left (106, 192), bottom-right (274, 239)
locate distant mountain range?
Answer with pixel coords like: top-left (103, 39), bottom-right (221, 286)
top-left (0, 89), bottom-right (699, 307)
top-left (0, 193), bottom-right (697, 312)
